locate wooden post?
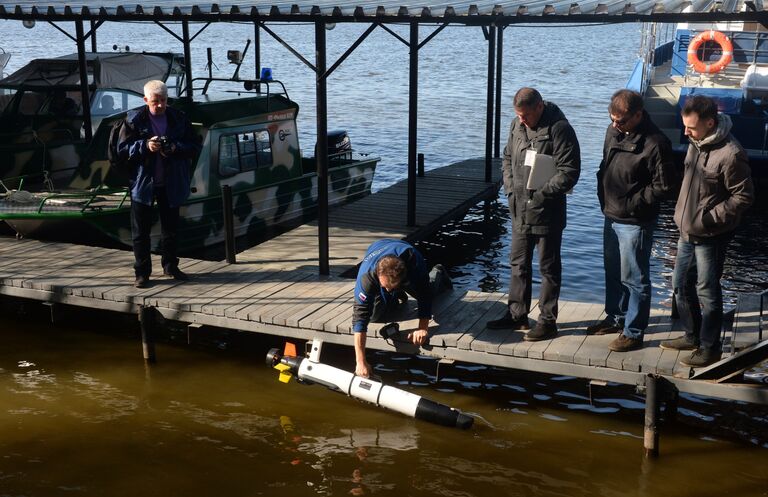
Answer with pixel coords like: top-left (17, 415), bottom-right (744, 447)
top-left (139, 305), bottom-right (156, 364)
top-left (643, 374), bottom-right (659, 457)
top-left (221, 184), bottom-right (236, 264)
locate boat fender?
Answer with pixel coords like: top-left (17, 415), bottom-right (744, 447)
top-left (687, 30), bottom-right (733, 74)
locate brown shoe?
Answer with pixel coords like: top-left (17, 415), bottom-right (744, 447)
top-left (608, 334), bottom-right (643, 352)
top-left (134, 275), bottom-right (150, 288)
top-left (680, 347), bottom-right (722, 368)
top-left (524, 322), bottom-right (557, 342)
top-left (586, 318), bottom-right (622, 335)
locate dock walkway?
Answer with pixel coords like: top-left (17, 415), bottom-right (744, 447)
top-left (1, 158), bottom-right (766, 406)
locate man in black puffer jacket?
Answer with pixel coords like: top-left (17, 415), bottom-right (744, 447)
top-left (487, 87), bottom-right (580, 341)
top-left (588, 89), bottom-right (679, 353)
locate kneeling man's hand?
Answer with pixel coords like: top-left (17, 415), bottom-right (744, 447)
top-left (408, 329), bottom-right (429, 346)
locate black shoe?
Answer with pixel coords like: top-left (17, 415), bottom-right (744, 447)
top-left (432, 264), bottom-right (453, 291)
top-left (608, 334), bottom-right (643, 352)
top-left (524, 322), bottom-right (557, 342)
top-left (586, 318), bottom-right (622, 336)
top-left (134, 275), bottom-right (150, 288)
top-left (680, 347), bottom-right (722, 368)
top-left (660, 335), bottom-right (699, 351)
top-left (487, 312), bottom-right (530, 330)
top-left (164, 267), bottom-right (189, 281)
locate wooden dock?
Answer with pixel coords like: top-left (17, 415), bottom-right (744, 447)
top-left (0, 158), bottom-right (766, 406)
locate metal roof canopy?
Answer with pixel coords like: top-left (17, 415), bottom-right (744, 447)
top-left (1, 3), bottom-right (766, 275)
top-left (0, 1), bottom-right (766, 23)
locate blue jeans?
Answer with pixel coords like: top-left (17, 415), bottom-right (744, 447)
top-left (672, 235), bottom-right (730, 349)
top-left (603, 218), bottom-right (654, 340)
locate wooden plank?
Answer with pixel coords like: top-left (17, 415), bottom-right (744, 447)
top-left (21, 245), bottom-right (124, 291)
top-left (639, 311), bottom-right (677, 374)
top-left (543, 301), bottom-right (599, 363)
top-left (456, 291), bottom-right (509, 350)
top-left (146, 261), bottom-right (234, 308)
top-left (254, 277), bottom-right (334, 324)
top-left (109, 258), bottom-right (219, 304)
top-left (571, 310), bottom-right (613, 366)
top-left (429, 290), bottom-right (494, 348)
top-left (466, 293), bottom-right (518, 353)
top-left (4, 243), bottom-right (106, 287)
top-left (231, 271), bottom-right (317, 320)
top-left (199, 268), bottom-right (286, 316)
top-left (183, 264), bottom-right (275, 312)
top-left (301, 294), bottom-right (355, 330)
top-left (620, 314), bottom-right (667, 373)
top-left (273, 279), bottom-right (353, 327)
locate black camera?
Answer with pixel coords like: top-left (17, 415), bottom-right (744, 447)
top-left (379, 322), bottom-right (400, 340)
top-left (154, 136), bottom-right (173, 154)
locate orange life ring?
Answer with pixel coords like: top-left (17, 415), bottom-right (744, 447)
top-left (687, 30), bottom-right (733, 74)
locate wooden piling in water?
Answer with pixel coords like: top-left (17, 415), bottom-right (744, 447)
top-left (644, 374), bottom-right (660, 457)
top-left (139, 305), bottom-right (156, 364)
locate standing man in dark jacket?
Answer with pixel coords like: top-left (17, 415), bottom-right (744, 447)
top-left (486, 87), bottom-right (580, 341)
top-left (660, 95), bottom-right (753, 367)
top-left (117, 80), bottom-right (200, 288)
top-left (588, 89), bottom-right (679, 352)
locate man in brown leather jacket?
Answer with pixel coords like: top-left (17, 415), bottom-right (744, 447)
top-left (660, 95), bottom-right (754, 367)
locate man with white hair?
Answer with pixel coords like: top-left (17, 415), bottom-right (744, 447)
top-left (117, 80), bottom-right (200, 288)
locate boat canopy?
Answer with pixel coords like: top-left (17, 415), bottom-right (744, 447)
top-left (0, 52), bottom-right (181, 94)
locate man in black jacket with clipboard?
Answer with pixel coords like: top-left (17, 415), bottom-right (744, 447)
top-left (487, 87), bottom-right (581, 341)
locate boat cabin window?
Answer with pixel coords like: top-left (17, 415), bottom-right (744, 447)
top-left (218, 130), bottom-right (273, 177)
top-left (92, 90), bottom-right (143, 116)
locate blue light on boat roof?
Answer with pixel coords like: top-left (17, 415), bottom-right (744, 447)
top-left (260, 67), bottom-right (273, 82)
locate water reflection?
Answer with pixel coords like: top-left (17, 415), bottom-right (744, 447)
top-left (0, 310), bottom-right (767, 496)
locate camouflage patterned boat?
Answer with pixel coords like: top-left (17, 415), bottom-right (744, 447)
top-left (0, 51), bottom-right (185, 180)
top-left (0, 73), bottom-right (379, 254)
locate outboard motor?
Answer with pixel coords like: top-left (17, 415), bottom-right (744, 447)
top-left (327, 129), bottom-right (351, 160)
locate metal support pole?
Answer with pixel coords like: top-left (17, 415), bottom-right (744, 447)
top-left (494, 26), bottom-right (503, 159)
top-left (315, 21), bottom-right (330, 275)
top-left (75, 20), bottom-right (93, 141)
top-left (484, 25), bottom-right (496, 183)
top-left (255, 22), bottom-right (261, 90)
top-left (182, 20), bottom-right (194, 98)
top-left (417, 153), bottom-right (424, 177)
top-left (90, 19), bottom-right (97, 52)
top-left (407, 21), bottom-right (419, 227)
top-left (139, 305), bottom-right (156, 364)
top-left (221, 184), bottom-right (236, 264)
top-left (643, 374), bottom-right (660, 457)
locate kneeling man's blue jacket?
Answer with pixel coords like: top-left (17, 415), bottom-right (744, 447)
top-left (352, 239), bottom-right (431, 333)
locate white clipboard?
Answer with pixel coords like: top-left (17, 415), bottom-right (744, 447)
top-left (525, 151), bottom-right (556, 190)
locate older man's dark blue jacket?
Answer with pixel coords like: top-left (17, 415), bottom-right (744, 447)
top-left (352, 239), bottom-right (431, 333)
top-left (117, 105), bottom-right (200, 208)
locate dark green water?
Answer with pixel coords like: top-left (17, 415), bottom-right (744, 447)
top-left (1, 306), bottom-right (766, 497)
